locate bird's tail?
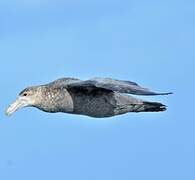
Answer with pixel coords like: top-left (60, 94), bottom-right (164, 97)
top-left (114, 101), bottom-right (167, 115)
top-left (141, 101), bottom-right (166, 112)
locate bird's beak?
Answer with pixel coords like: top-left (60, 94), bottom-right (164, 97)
top-left (5, 97), bottom-right (29, 116)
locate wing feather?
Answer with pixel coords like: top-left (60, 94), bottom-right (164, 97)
top-left (68, 77), bottom-right (172, 96)
top-left (48, 78), bottom-right (82, 87)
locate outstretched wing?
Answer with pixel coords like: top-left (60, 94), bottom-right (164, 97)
top-left (67, 77), bottom-right (172, 95)
top-left (48, 77), bottom-right (82, 87)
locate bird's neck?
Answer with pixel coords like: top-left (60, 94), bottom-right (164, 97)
top-left (35, 86), bottom-right (74, 113)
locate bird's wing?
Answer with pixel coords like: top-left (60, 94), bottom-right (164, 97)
top-left (67, 77), bottom-right (172, 95)
top-left (48, 78), bottom-right (82, 87)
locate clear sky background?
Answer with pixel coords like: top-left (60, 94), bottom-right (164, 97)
top-left (0, 0), bottom-right (194, 180)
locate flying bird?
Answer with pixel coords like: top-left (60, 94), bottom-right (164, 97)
top-left (6, 77), bottom-right (172, 118)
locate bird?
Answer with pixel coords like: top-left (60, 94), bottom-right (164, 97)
top-left (5, 77), bottom-right (172, 118)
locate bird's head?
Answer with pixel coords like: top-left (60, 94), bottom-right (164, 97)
top-left (5, 86), bottom-right (42, 116)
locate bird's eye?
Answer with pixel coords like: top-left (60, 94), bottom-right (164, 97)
top-left (23, 93), bottom-right (28, 96)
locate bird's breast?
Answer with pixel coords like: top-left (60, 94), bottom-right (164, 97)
top-left (39, 88), bottom-right (74, 113)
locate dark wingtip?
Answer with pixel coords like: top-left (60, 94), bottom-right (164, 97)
top-left (137, 91), bottom-right (173, 96)
top-left (160, 92), bottom-right (173, 95)
top-left (150, 92), bottom-right (173, 96)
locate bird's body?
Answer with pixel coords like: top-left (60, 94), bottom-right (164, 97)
top-left (6, 77), bottom-right (172, 118)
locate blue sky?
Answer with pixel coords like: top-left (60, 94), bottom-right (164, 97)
top-left (0, 0), bottom-right (194, 179)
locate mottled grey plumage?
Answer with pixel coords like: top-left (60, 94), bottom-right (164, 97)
top-left (6, 77), bottom-right (172, 118)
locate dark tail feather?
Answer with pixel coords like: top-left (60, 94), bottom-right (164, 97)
top-left (142, 102), bottom-right (167, 112)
